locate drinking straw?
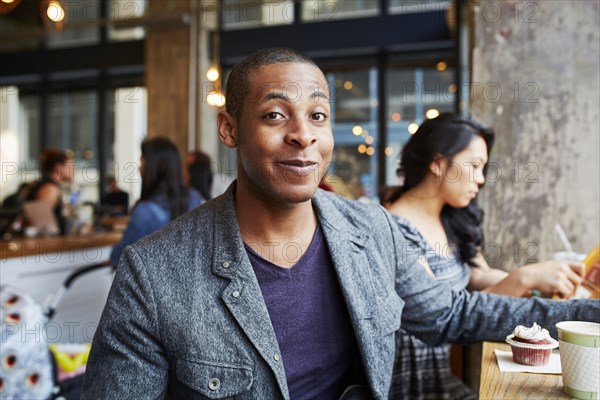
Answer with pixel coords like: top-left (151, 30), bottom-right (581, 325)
top-left (554, 223), bottom-right (574, 257)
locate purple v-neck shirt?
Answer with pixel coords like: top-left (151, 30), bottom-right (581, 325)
top-left (245, 224), bottom-right (359, 399)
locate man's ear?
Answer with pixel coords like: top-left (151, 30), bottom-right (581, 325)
top-left (217, 111), bottom-right (238, 148)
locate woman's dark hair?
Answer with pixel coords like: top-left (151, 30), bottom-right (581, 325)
top-left (188, 151), bottom-right (213, 201)
top-left (387, 113), bottom-right (495, 266)
top-left (140, 137), bottom-right (189, 220)
top-left (40, 149), bottom-right (67, 177)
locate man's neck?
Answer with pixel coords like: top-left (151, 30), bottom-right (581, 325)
top-left (235, 187), bottom-right (318, 269)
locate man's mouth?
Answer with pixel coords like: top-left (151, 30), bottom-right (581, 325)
top-left (278, 159), bottom-right (318, 175)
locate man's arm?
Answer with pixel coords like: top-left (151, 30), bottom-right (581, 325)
top-left (82, 246), bottom-right (169, 399)
top-left (384, 210), bottom-right (600, 345)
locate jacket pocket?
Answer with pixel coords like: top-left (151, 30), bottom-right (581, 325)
top-left (176, 359), bottom-right (253, 399)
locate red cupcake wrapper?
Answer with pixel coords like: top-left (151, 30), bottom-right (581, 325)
top-left (505, 334), bottom-right (559, 366)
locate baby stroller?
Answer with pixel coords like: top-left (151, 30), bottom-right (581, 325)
top-left (1, 263), bottom-right (111, 400)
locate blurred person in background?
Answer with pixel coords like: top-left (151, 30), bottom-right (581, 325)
top-left (109, 137), bottom-right (203, 267)
top-left (384, 113), bottom-right (584, 399)
top-left (25, 149), bottom-right (75, 235)
top-left (188, 151), bottom-right (214, 202)
top-left (100, 175), bottom-right (129, 216)
top-left (188, 150), bottom-right (234, 199)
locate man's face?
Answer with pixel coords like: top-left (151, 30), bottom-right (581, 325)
top-left (221, 62), bottom-right (334, 206)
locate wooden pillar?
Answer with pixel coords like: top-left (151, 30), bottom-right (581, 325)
top-left (471, 0), bottom-right (599, 269)
top-left (145, 0), bottom-right (191, 164)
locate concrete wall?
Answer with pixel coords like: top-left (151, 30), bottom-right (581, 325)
top-left (470, 0), bottom-right (599, 270)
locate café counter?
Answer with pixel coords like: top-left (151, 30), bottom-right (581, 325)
top-left (1, 232), bottom-right (121, 343)
top-left (1, 231), bottom-right (121, 260)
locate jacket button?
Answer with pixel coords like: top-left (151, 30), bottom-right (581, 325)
top-left (273, 354), bottom-right (280, 361)
top-left (232, 290), bottom-right (240, 298)
top-left (222, 261), bottom-right (230, 268)
top-left (208, 378), bottom-right (220, 391)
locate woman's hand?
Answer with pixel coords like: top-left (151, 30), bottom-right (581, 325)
top-left (518, 260), bottom-right (585, 299)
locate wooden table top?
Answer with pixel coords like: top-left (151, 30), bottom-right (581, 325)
top-left (479, 342), bottom-right (571, 400)
top-left (0, 231), bottom-right (122, 260)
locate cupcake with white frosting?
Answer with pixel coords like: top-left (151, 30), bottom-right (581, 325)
top-left (505, 322), bottom-right (559, 366)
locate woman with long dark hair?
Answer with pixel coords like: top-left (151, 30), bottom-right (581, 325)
top-left (385, 114), bottom-right (584, 399)
top-left (110, 137), bottom-right (203, 267)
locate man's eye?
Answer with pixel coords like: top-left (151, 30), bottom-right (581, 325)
top-left (311, 112), bottom-right (327, 121)
top-left (265, 112), bottom-right (284, 120)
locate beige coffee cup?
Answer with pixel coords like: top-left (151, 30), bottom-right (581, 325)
top-left (556, 321), bottom-right (600, 399)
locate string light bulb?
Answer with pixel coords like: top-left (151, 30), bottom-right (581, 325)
top-left (206, 91), bottom-right (225, 107)
top-left (206, 66), bottom-right (219, 82)
top-left (46, 0), bottom-right (65, 22)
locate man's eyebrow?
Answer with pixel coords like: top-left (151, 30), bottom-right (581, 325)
top-left (262, 92), bottom-right (290, 102)
top-left (260, 90), bottom-right (330, 103)
top-left (309, 90), bottom-right (329, 101)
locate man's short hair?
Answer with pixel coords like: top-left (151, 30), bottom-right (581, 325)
top-left (225, 48), bottom-right (321, 120)
top-left (40, 149), bottom-right (67, 176)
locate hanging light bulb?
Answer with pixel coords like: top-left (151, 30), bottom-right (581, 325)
top-left (46, 0), bottom-right (65, 22)
top-left (206, 66), bottom-right (220, 82)
top-left (207, 91), bottom-right (225, 107)
top-left (0, 0), bottom-right (21, 15)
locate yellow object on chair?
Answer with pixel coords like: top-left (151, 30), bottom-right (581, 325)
top-left (49, 343), bottom-right (91, 373)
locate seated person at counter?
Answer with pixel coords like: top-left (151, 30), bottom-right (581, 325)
top-left (100, 176), bottom-right (129, 216)
top-left (383, 114), bottom-right (585, 399)
top-left (187, 150), bottom-right (214, 202)
top-left (188, 150), bottom-right (234, 199)
top-left (82, 48), bottom-right (599, 400)
top-left (109, 137), bottom-right (203, 267)
top-left (24, 149), bottom-right (75, 235)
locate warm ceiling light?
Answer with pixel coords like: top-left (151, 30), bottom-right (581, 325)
top-left (366, 147), bottom-right (375, 156)
top-left (47, 0), bottom-right (65, 22)
top-left (436, 61), bottom-right (447, 71)
top-left (352, 125), bottom-right (363, 136)
top-left (343, 81), bottom-right (353, 90)
top-left (206, 91), bottom-right (225, 107)
top-left (206, 66), bottom-right (219, 82)
top-left (384, 146), bottom-right (394, 156)
top-left (426, 109), bottom-right (440, 119)
top-left (408, 123), bottom-right (419, 134)
top-left (357, 144), bottom-right (367, 154)
top-left (365, 136), bottom-right (374, 145)
top-left (0, 0), bottom-right (21, 14)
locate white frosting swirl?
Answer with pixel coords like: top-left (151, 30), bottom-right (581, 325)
top-left (513, 322), bottom-right (550, 341)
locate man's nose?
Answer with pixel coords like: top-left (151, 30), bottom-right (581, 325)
top-left (286, 118), bottom-right (317, 148)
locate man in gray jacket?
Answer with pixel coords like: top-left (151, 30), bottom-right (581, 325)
top-left (82, 48), bottom-right (599, 400)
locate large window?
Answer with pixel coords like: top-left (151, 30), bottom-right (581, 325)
top-left (47, 90), bottom-right (99, 162)
top-left (108, 0), bottom-right (147, 41)
top-left (46, 0), bottom-right (102, 49)
top-left (324, 67), bottom-right (379, 199)
top-left (386, 59), bottom-right (456, 186)
top-left (0, 85), bottom-right (146, 205)
top-left (301, 0), bottom-right (379, 22)
top-left (388, 0), bottom-right (451, 14)
top-left (223, 0), bottom-right (294, 30)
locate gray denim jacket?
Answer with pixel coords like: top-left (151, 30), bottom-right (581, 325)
top-left (82, 184), bottom-right (599, 399)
